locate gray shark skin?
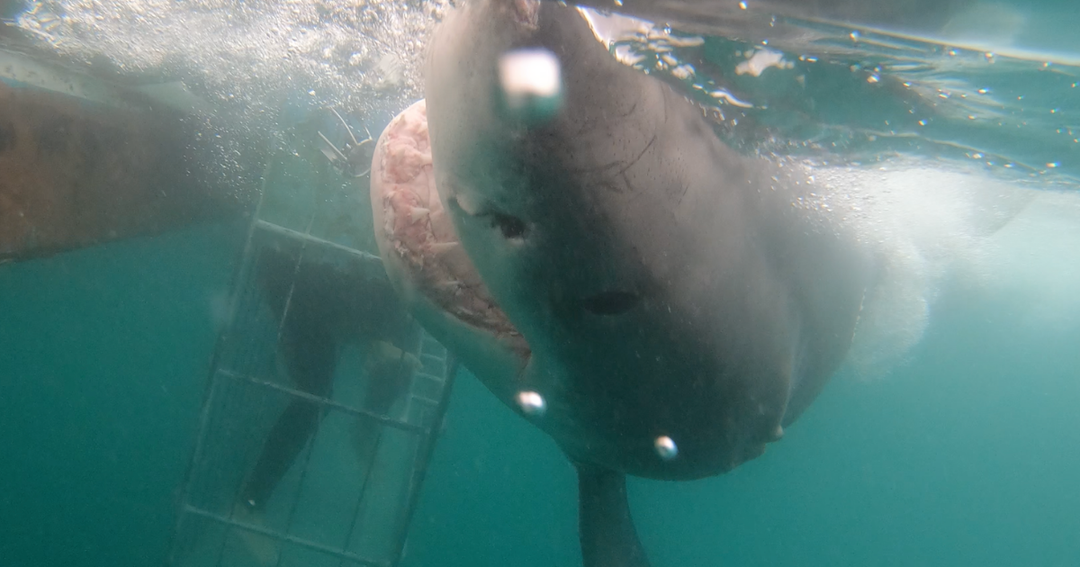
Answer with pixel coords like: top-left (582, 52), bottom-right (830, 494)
top-left (412, 0), bottom-right (876, 564)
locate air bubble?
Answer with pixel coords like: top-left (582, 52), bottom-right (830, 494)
top-left (654, 436), bottom-right (678, 460)
top-left (498, 48), bottom-right (562, 123)
top-left (516, 391), bottom-right (546, 417)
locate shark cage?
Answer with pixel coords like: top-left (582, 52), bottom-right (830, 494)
top-left (166, 109), bottom-right (457, 567)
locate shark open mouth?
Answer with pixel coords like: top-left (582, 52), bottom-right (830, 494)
top-left (370, 100), bottom-right (527, 353)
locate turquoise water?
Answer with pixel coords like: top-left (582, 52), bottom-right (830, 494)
top-left (0, 222), bottom-right (246, 565)
top-left (3, 217), bottom-right (1078, 566)
top-left (3, 2), bottom-right (1080, 566)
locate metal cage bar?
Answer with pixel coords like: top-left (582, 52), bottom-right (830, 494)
top-left (166, 206), bottom-right (457, 567)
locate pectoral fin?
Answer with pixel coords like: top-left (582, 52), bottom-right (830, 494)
top-left (576, 463), bottom-right (651, 567)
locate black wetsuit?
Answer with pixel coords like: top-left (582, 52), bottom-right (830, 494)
top-left (240, 243), bottom-right (421, 511)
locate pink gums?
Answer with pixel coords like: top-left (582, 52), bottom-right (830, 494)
top-left (372, 101), bottom-right (523, 345)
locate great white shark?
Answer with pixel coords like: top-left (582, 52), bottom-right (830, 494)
top-left (371, 1), bottom-right (881, 565)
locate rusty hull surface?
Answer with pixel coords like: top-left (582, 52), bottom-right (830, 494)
top-left (0, 79), bottom-right (261, 262)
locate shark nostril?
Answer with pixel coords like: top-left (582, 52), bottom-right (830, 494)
top-left (581, 291), bottom-right (639, 315)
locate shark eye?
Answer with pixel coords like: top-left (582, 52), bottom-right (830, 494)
top-left (491, 212), bottom-right (527, 239)
top-left (448, 195), bottom-right (527, 240)
top-left (582, 291), bottom-right (639, 315)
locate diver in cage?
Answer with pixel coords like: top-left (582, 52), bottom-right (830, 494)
top-left (231, 240), bottom-right (423, 563)
top-left (228, 106), bottom-right (418, 564)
